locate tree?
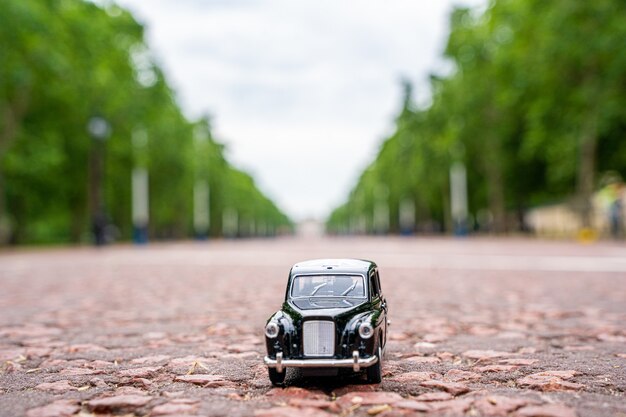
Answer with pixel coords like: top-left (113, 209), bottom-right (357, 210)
top-left (329, 0), bottom-right (626, 235)
top-left (0, 0), bottom-right (291, 244)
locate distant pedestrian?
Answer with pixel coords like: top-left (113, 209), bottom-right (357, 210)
top-left (92, 213), bottom-right (107, 246)
top-left (609, 183), bottom-right (624, 238)
top-left (600, 179), bottom-right (625, 239)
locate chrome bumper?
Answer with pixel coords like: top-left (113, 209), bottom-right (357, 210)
top-left (264, 351), bottom-right (377, 373)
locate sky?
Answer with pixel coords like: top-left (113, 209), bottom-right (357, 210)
top-left (113, 0), bottom-right (485, 221)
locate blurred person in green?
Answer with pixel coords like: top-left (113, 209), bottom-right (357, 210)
top-left (599, 177), bottom-right (624, 239)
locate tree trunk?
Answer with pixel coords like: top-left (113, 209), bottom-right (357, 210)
top-left (0, 90), bottom-right (30, 244)
top-left (577, 119), bottom-right (598, 229)
top-left (481, 130), bottom-right (506, 233)
top-left (485, 159), bottom-right (506, 233)
top-left (442, 182), bottom-right (451, 233)
top-left (481, 104), bottom-right (506, 234)
top-left (0, 172), bottom-right (6, 244)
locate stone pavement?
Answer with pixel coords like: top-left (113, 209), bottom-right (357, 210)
top-left (0, 236), bottom-right (625, 417)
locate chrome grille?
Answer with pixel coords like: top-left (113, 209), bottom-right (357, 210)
top-left (303, 320), bottom-right (335, 357)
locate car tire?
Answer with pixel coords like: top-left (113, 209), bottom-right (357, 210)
top-left (268, 368), bottom-right (286, 386)
top-left (367, 344), bottom-right (382, 384)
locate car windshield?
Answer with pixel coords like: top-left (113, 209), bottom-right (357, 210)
top-left (291, 275), bottom-right (365, 298)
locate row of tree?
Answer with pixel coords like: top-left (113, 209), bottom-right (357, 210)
top-left (327, 0), bottom-right (626, 235)
top-left (0, 0), bottom-right (291, 244)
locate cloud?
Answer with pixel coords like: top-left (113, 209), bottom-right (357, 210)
top-left (114, 0), bottom-right (486, 220)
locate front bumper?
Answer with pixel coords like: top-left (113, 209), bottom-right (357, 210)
top-left (264, 351), bottom-right (377, 373)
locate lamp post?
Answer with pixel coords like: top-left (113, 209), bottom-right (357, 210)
top-left (373, 185), bottom-right (389, 235)
top-left (88, 116), bottom-right (111, 246)
top-left (450, 161), bottom-right (468, 236)
top-left (132, 129), bottom-right (149, 244)
top-left (399, 198), bottom-right (415, 235)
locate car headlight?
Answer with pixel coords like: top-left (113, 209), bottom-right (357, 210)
top-left (358, 321), bottom-right (373, 339)
top-left (265, 322), bottom-right (280, 338)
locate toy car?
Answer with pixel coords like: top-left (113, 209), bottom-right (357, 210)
top-left (263, 259), bottom-right (388, 385)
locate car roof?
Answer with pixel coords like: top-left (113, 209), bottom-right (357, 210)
top-left (290, 258), bottom-right (376, 276)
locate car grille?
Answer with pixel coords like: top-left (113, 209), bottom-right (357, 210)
top-left (303, 320), bottom-right (335, 357)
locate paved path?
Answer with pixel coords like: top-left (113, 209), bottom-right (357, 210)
top-left (0, 237), bottom-right (625, 417)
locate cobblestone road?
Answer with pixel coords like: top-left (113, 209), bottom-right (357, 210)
top-left (1, 237), bottom-right (625, 417)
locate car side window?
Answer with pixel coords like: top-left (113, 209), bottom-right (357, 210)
top-left (375, 271), bottom-right (382, 296)
top-left (369, 271), bottom-right (380, 298)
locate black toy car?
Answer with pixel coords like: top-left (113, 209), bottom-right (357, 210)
top-left (263, 259), bottom-right (388, 385)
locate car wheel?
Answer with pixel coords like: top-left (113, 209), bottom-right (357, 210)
top-left (268, 368), bottom-right (286, 386)
top-left (366, 344), bottom-right (382, 384)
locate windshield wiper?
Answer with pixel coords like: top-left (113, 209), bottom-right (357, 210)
top-left (341, 282), bottom-right (357, 296)
top-left (310, 282), bottom-right (328, 296)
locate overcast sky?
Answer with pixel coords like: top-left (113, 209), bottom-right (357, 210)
top-left (113, 0), bottom-right (485, 221)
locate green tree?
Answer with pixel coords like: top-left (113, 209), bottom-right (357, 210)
top-left (329, 0), bottom-right (626, 235)
top-left (0, 0), bottom-right (291, 244)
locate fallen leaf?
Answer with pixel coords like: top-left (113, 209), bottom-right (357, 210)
top-left (174, 374), bottom-right (228, 387)
top-left (336, 392), bottom-right (403, 409)
top-left (367, 404), bottom-right (392, 415)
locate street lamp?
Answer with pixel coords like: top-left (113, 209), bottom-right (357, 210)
top-left (88, 116), bottom-right (111, 246)
top-left (132, 128), bottom-right (149, 245)
top-left (450, 161), bottom-right (468, 236)
top-left (88, 117), bottom-right (111, 140)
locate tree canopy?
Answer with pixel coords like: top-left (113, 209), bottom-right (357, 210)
top-left (328, 0), bottom-right (626, 235)
top-left (0, 0), bottom-right (291, 244)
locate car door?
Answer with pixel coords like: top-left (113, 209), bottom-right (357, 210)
top-left (375, 270), bottom-right (387, 348)
top-left (369, 270), bottom-right (386, 348)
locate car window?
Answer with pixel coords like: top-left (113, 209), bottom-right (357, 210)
top-left (291, 275), bottom-right (365, 298)
top-left (369, 271), bottom-right (380, 298)
top-left (369, 274), bottom-right (378, 298)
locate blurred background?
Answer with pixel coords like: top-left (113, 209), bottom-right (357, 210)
top-left (0, 0), bottom-right (625, 246)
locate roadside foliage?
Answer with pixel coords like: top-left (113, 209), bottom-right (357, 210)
top-left (0, 0), bottom-right (291, 244)
top-left (327, 0), bottom-right (626, 235)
